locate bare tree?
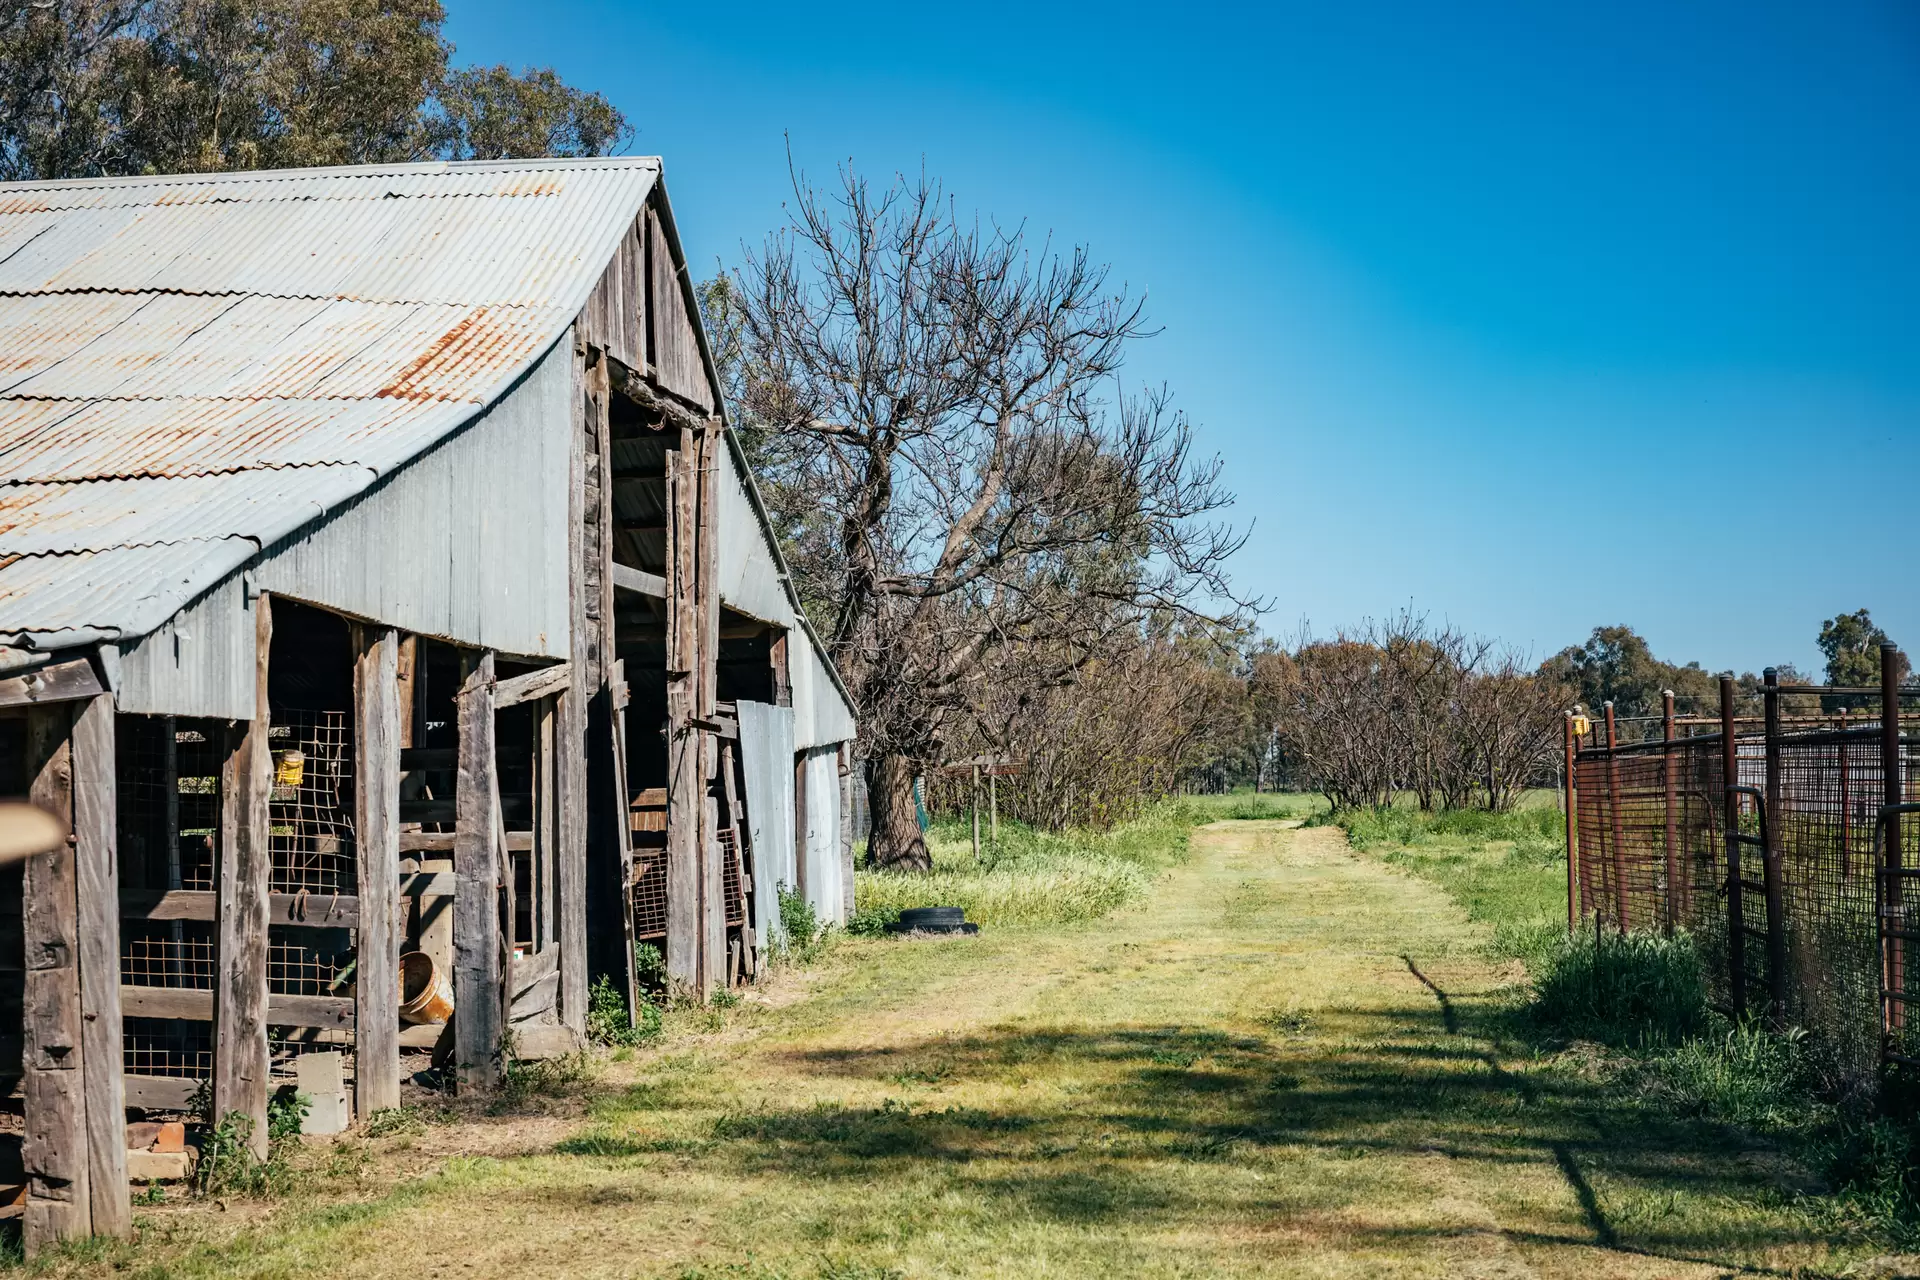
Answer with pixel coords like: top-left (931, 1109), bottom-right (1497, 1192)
top-left (734, 160), bottom-right (1245, 868)
top-left (1269, 615), bottom-right (1566, 813)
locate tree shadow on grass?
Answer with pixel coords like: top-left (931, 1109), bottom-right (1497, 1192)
top-left (549, 974), bottom-right (1857, 1276)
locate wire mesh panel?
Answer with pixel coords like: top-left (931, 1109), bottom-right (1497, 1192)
top-left (118, 714), bottom-right (227, 1079)
top-left (721, 828), bottom-right (745, 928)
top-left (123, 1017), bottom-right (212, 1079)
top-left (268, 710), bottom-right (356, 896)
top-left (632, 851), bottom-right (667, 940)
top-left (1574, 737), bottom-right (1722, 936)
top-left (117, 715), bottom-right (223, 893)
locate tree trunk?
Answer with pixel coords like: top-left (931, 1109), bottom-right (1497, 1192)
top-left (867, 753), bottom-right (930, 871)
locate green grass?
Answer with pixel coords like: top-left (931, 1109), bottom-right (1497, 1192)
top-left (1326, 802), bottom-right (1569, 963)
top-left (852, 800), bottom-right (1204, 930)
top-left (36, 817), bottom-right (1884, 1278)
top-left (1325, 799), bottom-right (1920, 1247)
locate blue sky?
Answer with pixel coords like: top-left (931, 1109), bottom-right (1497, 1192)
top-left (448, 1), bottom-right (1919, 676)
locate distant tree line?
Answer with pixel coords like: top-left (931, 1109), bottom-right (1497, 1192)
top-left (1, 0), bottom-right (629, 180)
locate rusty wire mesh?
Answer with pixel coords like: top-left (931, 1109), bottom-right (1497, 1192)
top-left (268, 710), bottom-right (356, 895)
top-left (1573, 712), bottom-right (1920, 1096)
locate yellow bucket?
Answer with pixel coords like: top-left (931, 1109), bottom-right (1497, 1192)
top-left (273, 750), bottom-right (305, 788)
top-left (398, 952), bottom-right (453, 1025)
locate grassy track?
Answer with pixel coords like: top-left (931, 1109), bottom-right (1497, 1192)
top-left (36, 819), bottom-right (1878, 1278)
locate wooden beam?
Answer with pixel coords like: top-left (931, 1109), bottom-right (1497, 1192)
top-left (72, 694), bottom-right (128, 1238)
top-left (120, 986), bottom-right (353, 1030)
top-left (0, 657), bottom-right (103, 711)
top-left (353, 627), bottom-right (402, 1118)
top-left (22, 703), bottom-right (87, 1254)
top-left (611, 563), bottom-right (668, 600)
top-left (606, 354), bottom-right (709, 434)
top-left (399, 747), bottom-right (454, 771)
top-left (398, 871), bottom-right (457, 899)
top-left (122, 1075), bottom-right (197, 1111)
top-left (215, 592), bottom-right (272, 1160)
top-left (121, 889), bottom-right (359, 928)
top-left (492, 662), bottom-right (571, 709)
top-left (399, 832), bottom-right (530, 855)
top-left (453, 652), bottom-right (500, 1092)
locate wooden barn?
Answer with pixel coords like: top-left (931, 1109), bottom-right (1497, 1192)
top-left (0, 157), bottom-right (858, 1251)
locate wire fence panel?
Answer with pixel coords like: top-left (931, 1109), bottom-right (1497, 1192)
top-left (1572, 706), bottom-right (1918, 1100)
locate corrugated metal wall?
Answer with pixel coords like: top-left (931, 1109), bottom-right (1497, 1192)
top-left (802, 746), bottom-right (844, 925)
top-left (714, 441), bottom-right (794, 630)
top-left (114, 572), bottom-right (255, 718)
top-left (713, 432), bottom-right (857, 752)
top-left (738, 699), bottom-right (796, 951)
top-left (250, 333), bottom-right (573, 659)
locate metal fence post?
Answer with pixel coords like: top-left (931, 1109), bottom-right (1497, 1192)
top-left (1884, 644), bottom-right (1905, 1034)
top-left (1605, 701), bottom-right (1630, 932)
top-left (1663, 689), bottom-right (1680, 934)
top-left (1564, 712), bottom-right (1577, 933)
top-left (1762, 668), bottom-right (1788, 1031)
top-left (1721, 676), bottom-right (1747, 1020)
top-left (1840, 707), bottom-right (1852, 880)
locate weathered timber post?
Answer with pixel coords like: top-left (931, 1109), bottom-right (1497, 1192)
top-left (1761, 668), bottom-right (1789, 1030)
top-left (353, 626), bottom-right (402, 1116)
top-left (971, 762), bottom-right (982, 864)
top-left (1883, 644), bottom-right (1905, 1033)
top-left (557, 345), bottom-right (591, 1035)
top-left (1605, 701), bottom-right (1630, 931)
top-left (1563, 712), bottom-right (1577, 933)
top-left (215, 593), bottom-right (272, 1159)
top-left (454, 652), bottom-right (500, 1090)
top-left (73, 693), bottom-right (128, 1237)
top-left (1720, 676), bottom-right (1747, 1021)
top-left (665, 425), bottom-right (704, 993)
top-left (609, 658), bottom-right (638, 1017)
top-left (23, 703), bottom-right (87, 1253)
top-left (1663, 689), bottom-right (1680, 935)
top-left (989, 759), bottom-right (998, 851)
top-left (697, 424), bottom-right (725, 994)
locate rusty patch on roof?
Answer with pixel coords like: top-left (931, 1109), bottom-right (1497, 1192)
top-left (375, 306), bottom-right (544, 401)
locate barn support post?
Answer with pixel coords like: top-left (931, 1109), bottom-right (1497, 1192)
top-left (215, 592), bottom-right (273, 1160)
top-left (22, 702), bottom-right (87, 1253)
top-left (557, 342), bottom-right (591, 1036)
top-left (454, 652), bottom-right (501, 1090)
top-left (697, 425), bottom-right (724, 993)
top-left (352, 626), bottom-right (402, 1116)
top-left (664, 425), bottom-right (704, 994)
top-left (609, 659), bottom-right (639, 1017)
top-left (73, 692), bottom-right (129, 1238)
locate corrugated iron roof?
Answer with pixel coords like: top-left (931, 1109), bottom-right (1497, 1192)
top-left (0, 157), bottom-right (660, 647)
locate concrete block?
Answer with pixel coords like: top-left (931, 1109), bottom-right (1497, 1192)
top-left (125, 1149), bottom-right (193, 1182)
top-left (295, 1051), bottom-right (351, 1135)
